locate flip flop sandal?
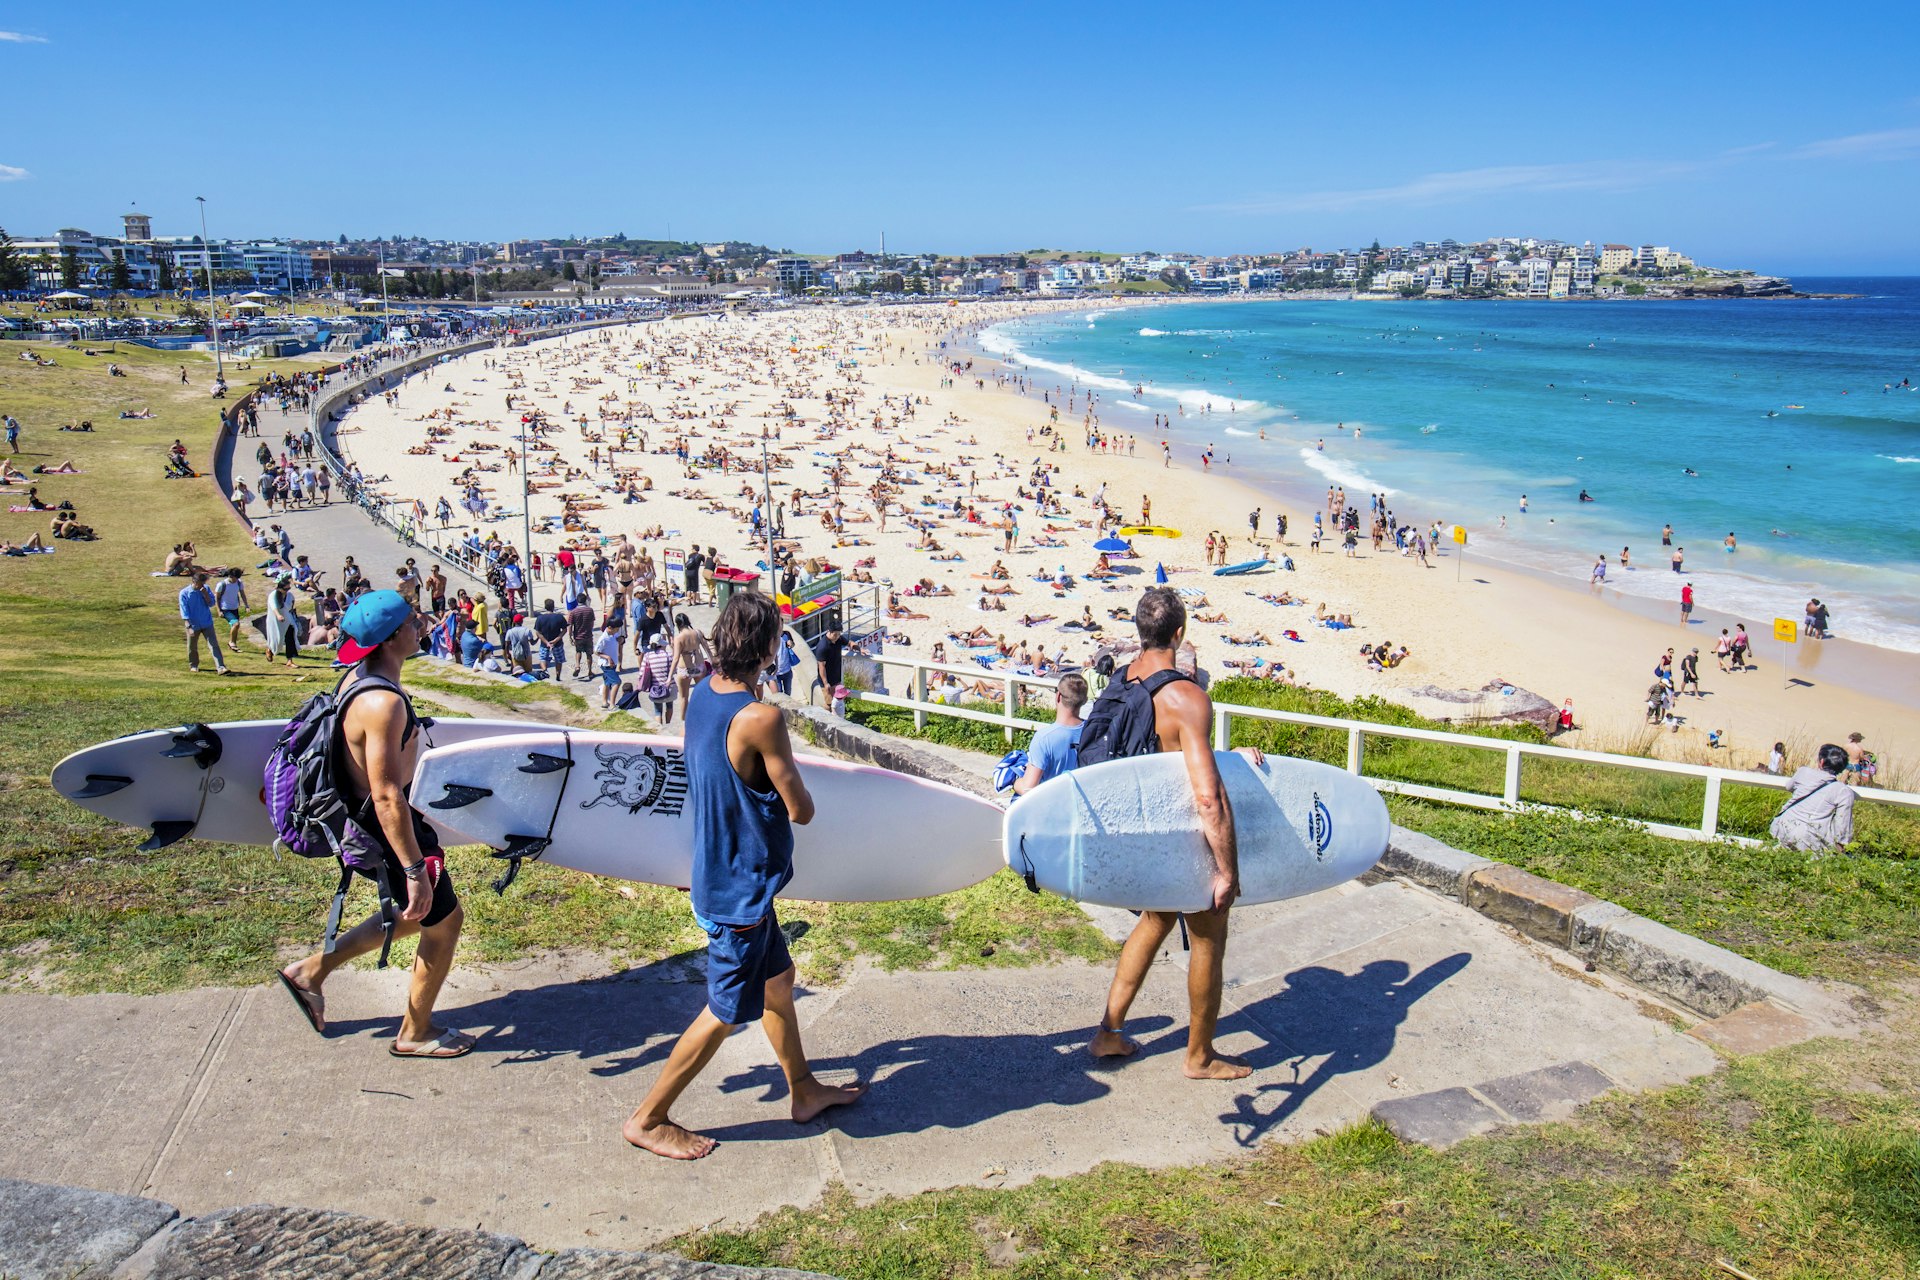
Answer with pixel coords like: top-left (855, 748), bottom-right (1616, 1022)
top-left (390, 1028), bottom-right (476, 1060)
top-left (276, 970), bottom-right (324, 1035)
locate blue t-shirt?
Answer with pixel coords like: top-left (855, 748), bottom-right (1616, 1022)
top-left (1029, 722), bottom-right (1083, 786)
top-left (178, 585), bottom-right (214, 630)
top-left (686, 679), bottom-right (794, 926)
top-left (459, 631), bottom-right (487, 667)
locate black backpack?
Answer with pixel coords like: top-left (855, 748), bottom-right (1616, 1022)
top-left (1074, 662), bottom-right (1190, 767)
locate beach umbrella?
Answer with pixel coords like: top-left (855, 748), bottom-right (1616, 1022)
top-left (1094, 536), bottom-right (1130, 553)
top-left (1154, 562), bottom-right (1168, 584)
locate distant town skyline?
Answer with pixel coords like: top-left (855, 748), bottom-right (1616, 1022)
top-left (2, 0), bottom-right (1916, 275)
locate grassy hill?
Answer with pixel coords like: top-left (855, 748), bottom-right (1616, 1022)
top-left (0, 340), bottom-right (1104, 993)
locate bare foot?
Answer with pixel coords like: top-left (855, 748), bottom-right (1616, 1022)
top-left (1089, 1028), bottom-right (1140, 1060)
top-left (623, 1115), bottom-right (716, 1160)
top-left (1183, 1052), bottom-right (1253, 1081)
top-left (791, 1076), bottom-right (865, 1124)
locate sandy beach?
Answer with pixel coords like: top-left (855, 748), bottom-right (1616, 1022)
top-left (331, 303), bottom-right (1918, 775)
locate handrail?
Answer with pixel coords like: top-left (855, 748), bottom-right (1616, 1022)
top-left (847, 653), bottom-right (1920, 843)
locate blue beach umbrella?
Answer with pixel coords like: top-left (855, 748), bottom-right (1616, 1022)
top-left (1094, 536), bottom-right (1130, 553)
top-left (1154, 562), bottom-right (1168, 584)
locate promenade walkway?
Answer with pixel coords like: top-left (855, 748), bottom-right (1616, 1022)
top-left (0, 871), bottom-right (1725, 1253)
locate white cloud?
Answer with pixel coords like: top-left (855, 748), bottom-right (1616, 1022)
top-left (1791, 127), bottom-right (1920, 160)
top-left (0, 164), bottom-right (27, 182)
top-left (0, 31), bottom-right (49, 43)
top-left (1193, 160), bottom-right (1703, 217)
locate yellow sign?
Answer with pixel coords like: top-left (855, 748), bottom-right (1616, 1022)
top-left (1773, 618), bottom-right (1798, 644)
top-left (1452, 525), bottom-right (1467, 546)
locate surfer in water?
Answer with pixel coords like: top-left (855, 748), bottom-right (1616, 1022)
top-left (1090, 586), bottom-right (1262, 1081)
top-left (624, 592), bottom-right (863, 1158)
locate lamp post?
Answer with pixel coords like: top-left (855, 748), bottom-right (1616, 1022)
top-left (194, 196), bottom-right (224, 383)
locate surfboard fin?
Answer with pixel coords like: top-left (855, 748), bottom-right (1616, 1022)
top-left (489, 834), bottom-right (551, 895)
top-left (162, 723), bottom-right (223, 769)
top-left (518, 752), bottom-right (573, 775)
top-left (428, 783), bottom-right (494, 810)
top-left (71, 774), bottom-right (135, 799)
top-left (138, 820), bottom-right (196, 852)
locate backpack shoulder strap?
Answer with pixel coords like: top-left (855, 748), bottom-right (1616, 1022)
top-left (1138, 667), bottom-right (1192, 697)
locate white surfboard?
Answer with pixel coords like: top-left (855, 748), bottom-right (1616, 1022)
top-left (411, 730), bottom-right (1006, 902)
top-left (1003, 751), bottom-right (1387, 911)
top-left (50, 717), bottom-right (549, 851)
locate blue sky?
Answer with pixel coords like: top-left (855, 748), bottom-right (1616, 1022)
top-left (3, 1), bottom-right (1917, 273)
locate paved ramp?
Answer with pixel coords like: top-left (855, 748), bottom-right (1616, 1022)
top-left (0, 880), bottom-right (1717, 1252)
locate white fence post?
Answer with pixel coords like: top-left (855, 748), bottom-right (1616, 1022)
top-left (1213, 707), bottom-right (1231, 751)
top-left (1004, 675), bottom-right (1018, 745)
top-left (1503, 747), bottom-right (1522, 807)
top-left (1701, 774), bottom-right (1723, 841)
top-left (1347, 729), bottom-right (1364, 776)
top-left (913, 664), bottom-right (927, 731)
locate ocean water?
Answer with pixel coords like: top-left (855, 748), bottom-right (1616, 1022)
top-left (976, 280), bottom-right (1920, 652)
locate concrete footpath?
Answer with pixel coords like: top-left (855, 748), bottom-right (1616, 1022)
top-left (0, 875), bottom-right (1729, 1257)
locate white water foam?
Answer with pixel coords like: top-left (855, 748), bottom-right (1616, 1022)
top-left (1225, 427), bottom-right (1256, 438)
top-left (1297, 447), bottom-right (1398, 496)
top-left (1880, 454), bottom-right (1920, 464)
top-left (1138, 327), bottom-right (1169, 337)
top-left (979, 325), bottom-right (1254, 412)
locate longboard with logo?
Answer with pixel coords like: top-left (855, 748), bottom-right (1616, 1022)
top-left (1003, 751), bottom-right (1386, 911)
top-left (411, 730), bottom-right (1005, 901)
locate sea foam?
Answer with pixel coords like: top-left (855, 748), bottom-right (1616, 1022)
top-left (1297, 447), bottom-right (1398, 496)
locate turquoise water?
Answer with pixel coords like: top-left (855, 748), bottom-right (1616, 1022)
top-left (977, 281), bottom-right (1920, 652)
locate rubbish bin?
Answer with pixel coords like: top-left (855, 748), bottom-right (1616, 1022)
top-left (710, 566), bottom-right (760, 609)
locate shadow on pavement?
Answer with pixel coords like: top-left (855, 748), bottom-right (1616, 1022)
top-left (701, 1016), bottom-right (1179, 1143)
top-left (316, 952), bottom-right (714, 1077)
top-left (1218, 953), bottom-right (1472, 1146)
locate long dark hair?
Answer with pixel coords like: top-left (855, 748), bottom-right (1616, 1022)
top-left (711, 593), bottom-right (779, 683)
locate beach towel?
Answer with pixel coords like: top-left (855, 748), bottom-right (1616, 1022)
top-left (1284, 630), bottom-right (1303, 642)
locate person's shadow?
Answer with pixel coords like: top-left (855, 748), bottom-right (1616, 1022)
top-left (698, 1016), bottom-right (1178, 1144)
top-left (317, 951), bottom-right (714, 1077)
top-left (1216, 953), bottom-right (1471, 1146)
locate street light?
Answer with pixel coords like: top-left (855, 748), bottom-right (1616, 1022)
top-left (194, 196), bottom-right (224, 383)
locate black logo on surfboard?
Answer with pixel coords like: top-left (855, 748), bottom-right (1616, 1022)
top-left (1308, 792), bottom-right (1333, 860)
top-left (581, 744), bottom-right (688, 817)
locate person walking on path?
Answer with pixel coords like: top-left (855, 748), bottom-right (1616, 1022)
top-left (1089, 586), bottom-right (1261, 1081)
top-left (276, 592), bottom-right (474, 1057)
top-left (623, 592), bottom-right (864, 1159)
top-left (178, 570), bottom-right (233, 675)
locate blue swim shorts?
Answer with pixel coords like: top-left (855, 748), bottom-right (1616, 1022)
top-left (694, 907), bottom-right (791, 1025)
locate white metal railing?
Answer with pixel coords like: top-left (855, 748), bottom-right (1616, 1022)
top-left (849, 653), bottom-right (1920, 844)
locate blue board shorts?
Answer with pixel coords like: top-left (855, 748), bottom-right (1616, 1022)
top-left (220, 608), bottom-right (241, 623)
top-left (694, 907), bottom-right (791, 1025)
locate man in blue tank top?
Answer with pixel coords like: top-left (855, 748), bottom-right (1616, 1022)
top-left (624, 592), bottom-right (864, 1159)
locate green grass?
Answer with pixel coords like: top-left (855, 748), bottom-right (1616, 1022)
top-left (668, 1019), bottom-right (1920, 1278)
top-left (840, 677), bottom-right (1920, 986)
top-left (0, 342), bottom-right (1106, 994)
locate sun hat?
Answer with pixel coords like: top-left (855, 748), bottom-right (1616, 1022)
top-left (338, 589), bottom-right (413, 663)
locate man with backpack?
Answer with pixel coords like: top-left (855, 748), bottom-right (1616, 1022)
top-left (1082, 586), bottom-right (1257, 1081)
top-left (275, 590), bottom-right (473, 1059)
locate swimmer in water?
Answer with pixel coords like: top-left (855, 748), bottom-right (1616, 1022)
top-left (1683, 468), bottom-right (1699, 477)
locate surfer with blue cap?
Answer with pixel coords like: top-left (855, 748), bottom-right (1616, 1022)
top-left (277, 590), bottom-right (474, 1059)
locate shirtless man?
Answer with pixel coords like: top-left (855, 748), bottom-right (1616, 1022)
top-left (275, 591), bottom-right (472, 1058)
top-left (1090, 586), bottom-right (1257, 1080)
